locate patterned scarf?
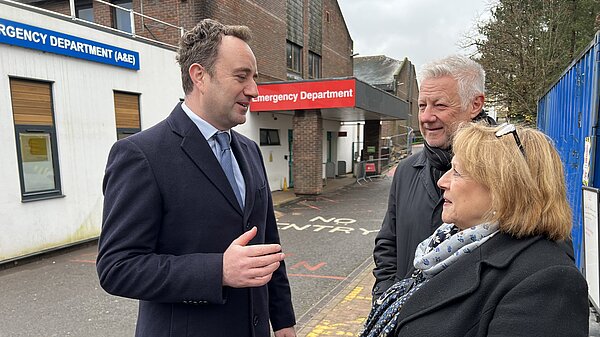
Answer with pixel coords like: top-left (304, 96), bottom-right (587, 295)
top-left (360, 223), bottom-right (499, 337)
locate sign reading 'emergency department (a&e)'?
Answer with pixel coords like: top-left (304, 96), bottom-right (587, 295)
top-left (0, 18), bottom-right (139, 70)
top-left (251, 79), bottom-right (356, 111)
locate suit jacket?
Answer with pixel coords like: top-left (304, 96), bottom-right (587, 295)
top-left (394, 233), bottom-right (589, 337)
top-left (96, 103), bottom-right (295, 337)
top-left (373, 151), bottom-right (444, 297)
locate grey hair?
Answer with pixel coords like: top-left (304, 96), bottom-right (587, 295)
top-left (419, 55), bottom-right (485, 110)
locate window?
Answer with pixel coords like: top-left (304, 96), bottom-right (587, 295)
top-left (112, 0), bottom-right (133, 33)
top-left (260, 129), bottom-right (281, 146)
top-left (308, 52), bottom-right (321, 79)
top-left (10, 78), bottom-right (62, 201)
top-left (114, 91), bottom-right (141, 139)
top-left (76, 0), bottom-right (94, 22)
top-left (286, 41), bottom-right (302, 77)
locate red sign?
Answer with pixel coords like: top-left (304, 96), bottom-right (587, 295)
top-left (365, 163), bottom-right (376, 173)
top-left (251, 79), bottom-right (356, 112)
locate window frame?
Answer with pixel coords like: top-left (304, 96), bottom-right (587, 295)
top-left (308, 51), bottom-right (322, 79)
top-left (10, 77), bottom-right (64, 202)
top-left (286, 41), bottom-right (302, 76)
top-left (112, 0), bottom-right (133, 33)
top-left (114, 90), bottom-right (141, 139)
top-left (75, 0), bottom-right (94, 22)
top-left (14, 124), bottom-right (63, 202)
top-left (260, 128), bottom-right (281, 146)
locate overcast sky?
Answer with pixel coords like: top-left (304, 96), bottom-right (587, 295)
top-left (337, 0), bottom-right (497, 72)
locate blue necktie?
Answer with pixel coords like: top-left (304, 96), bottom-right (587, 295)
top-left (214, 132), bottom-right (243, 208)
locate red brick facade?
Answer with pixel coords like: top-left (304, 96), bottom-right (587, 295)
top-left (321, 0), bottom-right (353, 78)
top-left (292, 110), bottom-right (323, 195)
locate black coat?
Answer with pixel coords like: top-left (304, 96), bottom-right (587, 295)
top-left (373, 151), bottom-right (443, 297)
top-left (97, 103), bottom-right (295, 337)
top-left (394, 233), bottom-right (589, 337)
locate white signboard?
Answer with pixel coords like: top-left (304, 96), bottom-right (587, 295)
top-left (583, 187), bottom-right (600, 309)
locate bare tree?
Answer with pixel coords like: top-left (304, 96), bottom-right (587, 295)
top-left (467, 0), bottom-right (600, 125)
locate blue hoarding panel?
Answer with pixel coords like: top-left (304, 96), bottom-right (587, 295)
top-left (537, 32), bottom-right (600, 269)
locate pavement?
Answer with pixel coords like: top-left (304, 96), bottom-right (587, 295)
top-left (271, 174), bottom-right (375, 337)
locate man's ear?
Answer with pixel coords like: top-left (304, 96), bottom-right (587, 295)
top-left (189, 63), bottom-right (206, 92)
top-left (469, 94), bottom-right (485, 119)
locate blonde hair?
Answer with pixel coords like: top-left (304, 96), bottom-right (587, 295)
top-left (452, 123), bottom-right (571, 240)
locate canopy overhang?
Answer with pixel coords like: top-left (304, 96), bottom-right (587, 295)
top-left (251, 77), bottom-right (409, 122)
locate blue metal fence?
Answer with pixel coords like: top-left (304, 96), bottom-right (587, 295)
top-left (537, 32), bottom-right (600, 269)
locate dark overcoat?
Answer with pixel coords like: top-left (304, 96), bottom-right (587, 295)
top-left (394, 233), bottom-right (588, 337)
top-left (373, 150), bottom-right (443, 297)
top-left (97, 103), bottom-right (295, 337)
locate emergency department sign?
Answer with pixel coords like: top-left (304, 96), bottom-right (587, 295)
top-left (0, 18), bottom-right (139, 70)
top-left (252, 79), bottom-right (356, 111)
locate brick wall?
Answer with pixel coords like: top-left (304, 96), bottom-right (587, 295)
top-left (292, 110), bottom-right (323, 195)
top-left (194, 0), bottom-right (287, 82)
top-left (132, 0), bottom-right (187, 46)
top-left (321, 0), bottom-right (352, 77)
top-left (31, 0), bottom-right (70, 15)
top-left (30, 0), bottom-right (349, 82)
top-left (395, 59), bottom-right (420, 137)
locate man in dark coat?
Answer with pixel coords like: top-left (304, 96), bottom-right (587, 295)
top-left (96, 19), bottom-right (296, 337)
top-left (372, 55), bottom-right (494, 298)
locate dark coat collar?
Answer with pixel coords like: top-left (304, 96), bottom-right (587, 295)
top-left (165, 103), bottom-right (250, 216)
top-left (411, 150), bottom-right (441, 203)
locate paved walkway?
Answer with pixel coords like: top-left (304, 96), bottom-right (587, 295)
top-left (271, 175), bottom-right (376, 337)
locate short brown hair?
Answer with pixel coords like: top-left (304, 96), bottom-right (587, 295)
top-left (452, 123), bottom-right (571, 241)
top-left (176, 19), bottom-right (252, 95)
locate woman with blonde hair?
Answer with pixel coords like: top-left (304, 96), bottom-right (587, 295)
top-left (361, 122), bottom-right (588, 337)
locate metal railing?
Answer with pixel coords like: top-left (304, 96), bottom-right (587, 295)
top-left (5, 0), bottom-right (185, 48)
top-left (355, 130), bottom-right (414, 185)
top-left (89, 0), bottom-right (184, 41)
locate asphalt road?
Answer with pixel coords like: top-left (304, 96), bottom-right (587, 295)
top-left (275, 178), bottom-right (391, 327)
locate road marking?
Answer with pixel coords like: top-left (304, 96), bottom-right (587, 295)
top-left (277, 223), bottom-right (379, 235)
top-left (342, 286), bottom-right (362, 302)
top-left (287, 273), bottom-right (345, 280)
top-left (69, 259), bottom-right (96, 264)
top-left (299, 201), bottom-right (321, 210)
top-left (306, 318), bottom-right (366, 337)
top-left (290, 261), bottom-right (327, 271)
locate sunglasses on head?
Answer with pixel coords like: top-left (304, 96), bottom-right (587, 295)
top-left (495, 123), bottom-right (526, 157)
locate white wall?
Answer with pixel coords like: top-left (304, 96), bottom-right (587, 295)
top-left (0, 3), bottom-right (182, 261)
top-left (338, 122), bottom-right (363, 175)
top-left (322, 119), bottom-right (342, 178)
top-left (235, 111), bottom-right (293, 191)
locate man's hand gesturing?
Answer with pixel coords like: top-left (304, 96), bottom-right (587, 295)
top-left (223, 227), bottom-right (285, 288)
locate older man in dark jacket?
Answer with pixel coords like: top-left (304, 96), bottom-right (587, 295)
top-left (372, 55), bottom-right (494, 298)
